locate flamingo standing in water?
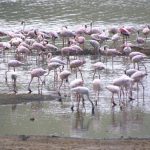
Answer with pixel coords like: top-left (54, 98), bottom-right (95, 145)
top-left (59, 70), bottom-right (71, 90)
top-left (71, 86), bottom-right (95, 114)
top-left (28, 68), bottom-right (47, 93)
top-left (93, 79), bottom-right (102, 106)
top-left (75, 35), bottom-right (85, 49)
top-left (70, 59), bottom-right (86, 81)
top-left (131, 70), bottom-right (147, 100)
top-left (103, 45), bottom-right (121, 68)
top-left (89, 40), bottom-right (100, 54)
top-left (106, 85), bottom-right (120, 107)
top-left (92, 62), bottom-right (105, 79)
top-left (142, 26), bottom-right (150, 40)
top-left (131, 54), bottom-right (147, 72)
top-left (5, 60), bottom-right (24, 82)
top-left (119, 27), bottom-right (131, 43)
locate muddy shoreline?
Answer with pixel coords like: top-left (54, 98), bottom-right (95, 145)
top-left (0, 135), bottom-right (150, 150)
top-left (0, 93), bottom-right (61, 105)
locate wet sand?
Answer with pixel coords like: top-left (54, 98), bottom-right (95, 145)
top-left (0, 93), bottom-right (61, 105)
top-left (0, 135), bottom-right (150, 150)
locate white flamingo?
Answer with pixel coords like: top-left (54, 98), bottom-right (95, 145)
top-left (71, 86), bottom-right (95, 114)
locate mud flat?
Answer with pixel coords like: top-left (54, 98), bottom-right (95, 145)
top-left (0, 135), bottom-right (150, 150)
top-left (0, 93), bottom-right (61, 105)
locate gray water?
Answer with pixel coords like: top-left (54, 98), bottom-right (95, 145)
top-left (0, 0), bottom-right (150, 31)
top-left (0, 0), bottom-right (150, 139)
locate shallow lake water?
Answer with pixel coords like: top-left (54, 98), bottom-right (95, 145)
top-left (0, 0), bottom-right (150, 139)
top-left (0, 53), bottom-right (150, 139)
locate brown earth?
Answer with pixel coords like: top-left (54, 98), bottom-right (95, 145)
top-left (0, 135), bottom-right (150, 150)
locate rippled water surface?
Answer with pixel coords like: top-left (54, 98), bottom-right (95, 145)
top-left (0, 0), bottom-right (150, 31)
top-left (0, 0), bottom-right (150, 139)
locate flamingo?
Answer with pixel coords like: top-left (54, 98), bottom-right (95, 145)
top-left (70, 44), bottom-right (83, 58)
top-left (129, 51), bottom-right (146, 59)
top-left (111, 33), bottom-right (120, 48)
top-left (136, 31), bottom-right (145, 46)
top-left (85, 22), bottom-right (101, 35)
top-left (93, 79), bottom-right (102, 105)
top-left (113, 75), bottom-right (133, 103)
top-left (131, 54), bottom-right (147, 72)
top-left (58, 26), bottom-right (76, 47)
top-left (9, 37), bottom-right (23, 47)
top-left (28, 68), bottom-right (47, 93)
top-left (142, 26), bottom-right (150, 39)
top-left (16, 45), bottom-right (30, 59)
top-left (92, 62), bottom-right (105, 79)
top-left (106, 85), bottom-right (120, 107)
top-left (131, 70), bottom-right (147, 100)
top-left (44, 62), bottom-right (62, 85)
top-left (5, 60), bottom-right (24, 82)
top-left (59, 70), bottom-right (71, 90)
top-left (119, 27), bottom-right (131, 43)
top-left (69, 79), bottom-right (84, 88)
top-left (125, 68), bottom-right (138, 77)
top-left (75, 35), bottom-right (85, 49)
top-left (103, 45), bottom-right (121, 68)
top-left (6, 72), bottom-right (18, 93)
top-left (48, 31), bottom-right (59, 45)
top-left (70, 59), bottom-right (86, 81)
top-left (89, 40), bottom-right (100, 54)
top-left (71, 86), bottom-right (95, 114)
top-left (123, 46), bottom-right (132, 56)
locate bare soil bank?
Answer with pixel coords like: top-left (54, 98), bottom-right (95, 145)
top-left (0, 136), bottom-right (150, 150)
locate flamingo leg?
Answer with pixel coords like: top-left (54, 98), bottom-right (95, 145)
top-left (5, 68), bottom-right (9, 83)
top-left (59, 79), bottom-right (64, 90)
top-left (87, 94), bottom-right (95, 115)
top-left (93, 69), bottom-right (96, 80)
top-left (140, 81), bottom-right (145, 103)
top-left (78, 68), bottom-right (84, 81)
top-left (28, 77), bottom-right (33, 93)
top-left (141, 62), bottom-right (147, 74)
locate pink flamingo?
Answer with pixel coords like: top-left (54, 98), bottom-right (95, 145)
top-left (119, 27), bottom-right (130, 43)
top-left (142, 26), bottom-right (150, 40)
top-left (103, 45), bottom-right (121, 68)
top-left (69, 79), bottom-right (84, 88)
top-left (75, 35), bottom-right (85, 49)
top-left (131, 70), bottom-right (147, 100)
top-left (89, 40), bottom-right (100, 54)
top-left (111, 33), bottom-right (120, 48)
top-left (85, 22), bottom-right (101, 35)
top-left (70, 59), bottom-right (86, 81)
top-left (59, 26), bottom-right (76, 47)
top-left (92, 62), bottom-right (105, 79)
top-left (136, 31), bottom-right (145, 46)
top-left (93, 79), bottom-right (102, 105)
top-left (59, 70), bottom-right (71, 90)
top-left (28, 68), bottom-right (47, 93)
top-left (44, 62), bottom-right (62, 85)
top-left (5, 60), bottom-right (24, 82)
top-left (71, 86), bottom-right (95, 114)
top-left (131, 54), bottom-right (147, 72)
top-left (69, 79), bottom-right (84, 111)
top-left (48, 31), bottom-right (59, 45)
top-left (106, 85), bottom-right (120, 107)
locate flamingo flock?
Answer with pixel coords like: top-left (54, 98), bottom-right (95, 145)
top-left (0, 22), bottom-right (149, 114)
